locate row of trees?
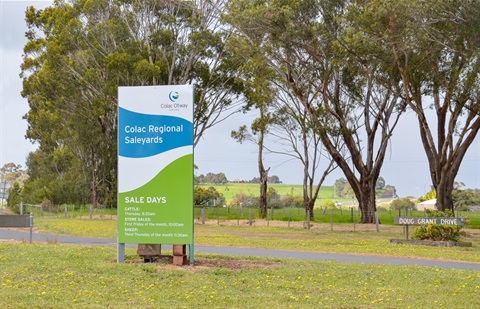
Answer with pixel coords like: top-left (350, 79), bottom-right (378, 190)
top-left (225, 0), bottom-right (480, 222)
top-left (334, 177), bottom-right (396, 199)
top-left (20, 0), bottom-right (244, 207)
top-left (195, 172), bottom-right (228, 185)
top-left (194, 172), bottom-right (282, 184)
top-left (18, 0), bottom-right (480, 223)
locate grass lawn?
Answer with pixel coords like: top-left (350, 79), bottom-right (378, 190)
top-left (0, 243), bottom-right (479, 308)
top-left (32, 217), bottom-right (480, 263)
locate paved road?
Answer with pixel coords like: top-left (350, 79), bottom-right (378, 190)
top-left (1, 228), bottom-right (479, 270)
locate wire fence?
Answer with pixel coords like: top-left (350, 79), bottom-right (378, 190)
top-left (20, 202), bottom-right (116, 220)
top-left (193, 205), bottom-right (480, 230)
top-left (18, 202), bottom-right (480, 230)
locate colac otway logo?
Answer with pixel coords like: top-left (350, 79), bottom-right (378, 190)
top-left (168, 91), bottom-right (180, 102)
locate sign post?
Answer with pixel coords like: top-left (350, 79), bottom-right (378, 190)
top-left (117, 85), bottom-right (194, 263)
top-left (394, 217), bottom-right (465, 240)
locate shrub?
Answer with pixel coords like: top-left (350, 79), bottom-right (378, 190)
top-left (412, 224), bottom-right (466, 241)
top-left (229, 192), bottom-right (257, 207)
top-left (278, 194), bottom-right (304, 208)
top-left (321, 199), bottom-right (336, 209)
top-left (425, 209), bottom-right (454, 217)
top-left (6, 182), bottom-right (22, 214)
top-left (389, 198), bottom-right (415, 210)
top-left (194, 186), bottom-right (225, 206)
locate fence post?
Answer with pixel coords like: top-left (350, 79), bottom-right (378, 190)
top-left (89, 206), bottom-right (93, 219)
top-left (375, 211), bottom-right (380, 232)
top-left (64, 204), bottom-right (68, 218)
top-left (201, 208), bottom-right (205, 225)
top-left (353, 207), bottom-right (356, 231)
top-left (330, 209), bottom-right (333, 231)
top-left (288, 207), bottom-right (291, 228)
top-left (216, 207), bottom-right (219, 226)
top-left (249, 209), bottom-right (252, 226)
top-left (267, 208), bottom-right (270, 227)
top-left (29, 213), bottom-right (33, 244)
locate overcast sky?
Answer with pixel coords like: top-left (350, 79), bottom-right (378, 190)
top-left (1, 0), bottom-right (480, 198)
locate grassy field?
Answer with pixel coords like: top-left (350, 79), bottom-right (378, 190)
top-left (1, 216), bottom-right (480, 308)
top-left (0, 243), bottom-right (478, 308)
top-left (198, 183), bottom-right (345, 205)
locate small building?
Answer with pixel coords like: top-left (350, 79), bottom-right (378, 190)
top-left (416, 198), bottom-right (437, 211)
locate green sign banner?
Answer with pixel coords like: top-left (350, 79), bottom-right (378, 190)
top-left (118, 85), bottom-right (193, 244)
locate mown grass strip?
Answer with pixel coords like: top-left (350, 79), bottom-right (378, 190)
top-left (0, 243), bottom-right (479, 309)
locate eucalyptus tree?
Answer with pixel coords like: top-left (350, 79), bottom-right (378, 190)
top-left (225, 0), bottom-right (406, 223)
top-left (230, 57), bottom-right (276, 218)
top-left (116, 0), bottom-right (244, 146)
top-left (21, 0), bottom-right (243, 206)
top-left (354, 0), bottom-right (480, 211)
top-left (268, 90), bottom-right (338, 219)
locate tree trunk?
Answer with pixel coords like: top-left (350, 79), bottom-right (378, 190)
top-left (435, 176), bottom-right (455, 212)
top-left (305, 199), bottom-right (315, 220)
top-left (356, 179), bottom-right (377, 223)
top-left (259, 166), bottom-right (268, 219)
top-left (257, 124), bottom-right (269, 219)
top-left (91, 168), bottom-right (98, 209)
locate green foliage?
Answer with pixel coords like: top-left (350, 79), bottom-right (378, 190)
top-left (195, 172), bottom-right (228, 184)
top-left (413, 210), bottom-right (465, 241)
top-left (425, 209), bottom-right (454, 218)
top-left (417, 189), bottom-right (437, 203)
top-left (375, 176), bottom-right (385, 190)
top-left (6, 182), bottom-right (22, 214)
top-left (22, 146), bottom-right (90, 205)
top-left (453, 189), bottom-right (480, 211)
top-left (321, 199), bottom-right (336, 209)
top-left (381, 185), bottom-right (397, 197)
top-left (0, 163), bottom-right (27, 186)
top-left (267, 187), bottom-right (282, 208)
top-left (21, 0), bottom-right (243, 208)
top-left (333, 178), bottom-right (356, 199)
top-left (194, 186), bottom-right (224, 206)
top-left (279, 194), bottom-right (304, 208)
top-left (389, 198), bottom-right (414, 210)
top-left (228, 192), bottom-right (257, 207)
top-left (412, 224), bottom-right (466, 242)
top-left (333, 178), bottom-right (347, 197)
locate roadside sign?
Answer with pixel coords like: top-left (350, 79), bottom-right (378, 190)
top-left (394, 217), bottom-right (465, 226)
top-left (117, 85), bottom-right (193, 245)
